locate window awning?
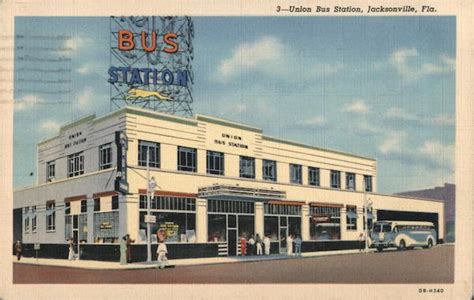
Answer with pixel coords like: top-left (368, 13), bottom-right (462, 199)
top-left (198, 184), bottom-right (286, 201)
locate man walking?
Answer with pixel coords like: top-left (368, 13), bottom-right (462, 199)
top-left (126, 234), bottom-right (135, 263)
top-left (15, 240), bottom-right (22, 261)
top-left (255, 234), bottom-right (263, 256)
top-left (248, 235), bottom-right (255, 256)
top-left (294, 235), bottom-right (302, 257)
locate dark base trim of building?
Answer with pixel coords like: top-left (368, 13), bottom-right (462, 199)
top-left (14, 240), bottom-right (363, 262)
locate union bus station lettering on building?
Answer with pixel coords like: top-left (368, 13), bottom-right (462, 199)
top-left (13, 107), bottom-right (445, 261)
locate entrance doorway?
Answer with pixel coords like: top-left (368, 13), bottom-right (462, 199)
top-left (279, 227), bottom-right (287, 254)
top-left (228, 229), bottom-right (237, 256)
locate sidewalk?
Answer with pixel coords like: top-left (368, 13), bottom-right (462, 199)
top-left (13, 248), bottom-right (377, 270)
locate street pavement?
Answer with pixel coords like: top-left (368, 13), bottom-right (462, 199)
top-left (13, 244), bottom-right (454, 284)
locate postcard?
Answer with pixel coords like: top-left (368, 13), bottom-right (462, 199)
top-left (0, 0), bottom-right (472, 299)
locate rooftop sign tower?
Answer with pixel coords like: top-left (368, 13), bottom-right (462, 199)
top-left (109, 16), bottom-right (194, 117)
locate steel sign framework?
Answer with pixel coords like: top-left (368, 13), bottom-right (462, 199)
top-left (109, 16), bottom-right (194, 116)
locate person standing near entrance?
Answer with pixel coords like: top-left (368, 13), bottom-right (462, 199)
top-left (248, 235), bottom-right (255, 256)
top-left (240, 235), bottom-right (247, 256)
top-left (120, 236), bottom-right (127, 265)
top-left (358, 233), bottom-right (365, 252)
top-left (263, 235), bottom-right (271, 255)
top-left (294, 235), bottom-right (302, 257)
top-left (156, 240), bottom-right (168, 269)
top-left (255, 234), bottom-right (263, 256)
top-left (15, 240), bottom-right (23, 261)
top-left (68, 239), bottom-right (76, 261)
top-left (126, 234), bottom-right (135, 263)
top-left (286, 234), bottom-right (294, 256)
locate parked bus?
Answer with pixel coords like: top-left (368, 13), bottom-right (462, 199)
top-left (370, 221), bottom-right (437, 252)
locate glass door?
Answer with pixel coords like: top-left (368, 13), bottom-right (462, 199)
top-left (227, 214), bottom-right (237, 256)
top-left (279, 227), bottom-right (287, 254)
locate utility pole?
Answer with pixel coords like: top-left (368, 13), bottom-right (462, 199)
top-left (145, 146), bottom-right (157, 263)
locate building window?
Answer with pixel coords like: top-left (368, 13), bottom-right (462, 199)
top-left (290, 164), bottom-right (302, 184)
top-left (140, 195), bottom-right (196, 211)
top-left (178, 146), bottom-right (197, 172)
top-left (364, 175), bottom-right (373, 192)
top-left (46, 201), bottom-right (56, 231)
top-left (68, 152), bottom-right (84, 177)
top-left (138, 140), bottom-right (160, 168)
top-left (239, 156), bottom-right (255, 179)
top-left (81, 199), bottom-right (87, 213)
top-left (264, 204), bottom-right (301, 216)
top-left (308, 167), bottom-right (320, 186)
top-left (346, 172), bottom-right (356, 190)
top-left (47, 161), bottom-right (55, 182)
top-left (309, 205), bottom-right (341, 240)
top-left (112, 196), bottom-right (119, 210)
top-left (99, 143), bottom-right (112, 170)
top-left (346, 206), bottom-right (357, 231)
top-left (94, 198), bottom-right (100, 212)
top-left (23, 208), bottom-right (29, 233)
top-left (262, 159), bottom-right (277, 181)
top-left (206, 151), bottom-right (224, 175)
top-left (65, 202), bottom-right (71, 215)
top-left (330, 170), bottom-right (341, 189)
top-left (208, 199), bottom-right (254, 214)
top-left (32, 215), bottom-right (37, 233)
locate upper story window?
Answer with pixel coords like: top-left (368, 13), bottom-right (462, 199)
top-left (346, 206), bottom-right (357, 230)
top-left (364, 175), bottom-right (373, 192)
top-left (65, 202), bottom-right (71, 215)
top-left (262, 159), bottom-right (277, 181)
top-left (138, 140), bottom-right (160, 168)
top-left (112, 196), bottom-right (119, 210)
top-left (31, 207), bottom-right (37, 233)
top-left (346, 172), bottom-right (356, 190)
top-left (99, 143), bottom-right (112, 170)
top-left (239, 156), bottom-right (255, 179)
top-left (47, 161), bottom-right (55, 182)
top-left (308, 167), bottom-right (320, 186)
top-left (46, 201), bottom-right (56, 231)
top-left (178, 146), bottom-right (197, 172)
top-left (23, 207), bottom-right (29, 233)
top-left (94, 198), bottom-right (100, 212)
top-left (290, 164), bottom-right (302, 184)
top-left (81, 199), bottom-right (87, 213)
top-left (67, 152), bottom-right (84, 178)
top-left (207, 151), bottom-right (224, 175)
top-left (330, 170), bottom-right (341, 189)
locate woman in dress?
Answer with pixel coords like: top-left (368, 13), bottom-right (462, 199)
top-left (120, 236), bottom-right (127, 265)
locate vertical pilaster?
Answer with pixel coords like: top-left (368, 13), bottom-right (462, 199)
top-left (255, 202), bottom-right (264, 237)
top-left (118, 194), bottom-right (128, 239)
top-left (87, 199), bottom-right (94, 243)
top-left (195, 198), bottom-right (208, 243)
top-left (340, 209), bottom-right (347, 240)
top-left (301, 204), bottom-right (310, 240)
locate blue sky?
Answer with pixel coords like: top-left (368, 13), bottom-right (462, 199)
top-left (13, 17), bottom-right (455, 193)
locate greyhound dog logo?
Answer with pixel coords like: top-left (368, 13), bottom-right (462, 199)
top-left (126, 88), bottom-right (173, 101)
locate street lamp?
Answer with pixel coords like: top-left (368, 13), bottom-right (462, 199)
top-left (364, 191), bottom-right (373, 252)
top-left (146, 145), bottom-right (157, 262)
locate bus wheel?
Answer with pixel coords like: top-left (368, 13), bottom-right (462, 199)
top-left (376, 246), bottom-right (383, 252)
top-left (427, 239), bottom-right (433, 249)
top-left (398, 240), bottom-right (406, 251)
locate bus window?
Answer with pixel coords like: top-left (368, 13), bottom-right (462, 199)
top-left (393, 226), bottom-right (398, 233)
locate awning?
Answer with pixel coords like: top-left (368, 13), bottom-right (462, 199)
top-left (198, 184), bottom-right (286, 201)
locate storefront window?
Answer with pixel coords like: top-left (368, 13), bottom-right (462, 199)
top-left (94, 211), bottom-right (119, 243)
top-left (238, 215), bottom-right (254, 239)
top-left (264, 216), bottom-right (279, 241)
top-left (288, 217), bottom-right (301, 236)
top-left (309, 206), bottom-right (341, 240)
top-left (140, 211), bottom-right (196, 243)
top-left (208, 214), bottom-right (227, 242)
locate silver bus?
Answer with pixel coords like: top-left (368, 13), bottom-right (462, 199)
top-left (370, 221), bottom-right (437, 252)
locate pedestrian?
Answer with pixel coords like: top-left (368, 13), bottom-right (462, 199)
top-left (15, 240), bottom-right (22, 261)
top-left (287, 234), bottom-right (294, 256)
top-left (294, 235), bottom-right (302, 257)
top-left (255, 234), bottom-right (263, 256)
top-left (240, 235), bottom-right (247, 256)
top-left (248, 235), bottom-right (255, 256)
top-left (120, 236), bottom-right (127, 265)
top-left (358, 233), bottom-right (365, 252)
top-left (156, 240), bottom-right (168, 269)
top-left (67, 239), bottom-right (76, 261)
top-left (263, 235), bottom-right (271, 255)
top-left (126, 234), bottom-right (135, 263)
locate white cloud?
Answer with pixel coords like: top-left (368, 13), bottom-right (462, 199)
top-left (342, 99), bottom-right (370, 114)
top-left (389, 48), bottom-right (455, 80)
top-left (215, 36), bottom-right (284, 81)
top-left (354, 120), bottom-right (384, 135)
top-left (39, 120), bottom-right (61, 133)
top-left (77, 64), bottom-right (92, 75)
top-left (419, 140), bottom-right (454, 169)
top-left (385, 107), bottom-right (417, 121)
top-left (74, 88), bottom-right (93, 111)
top-left (379, 131), bottom-right (406, 154)
top-left (14, 94), bottom-right (43, 111)
top-left (64, 36), bottom-right (87, 51)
